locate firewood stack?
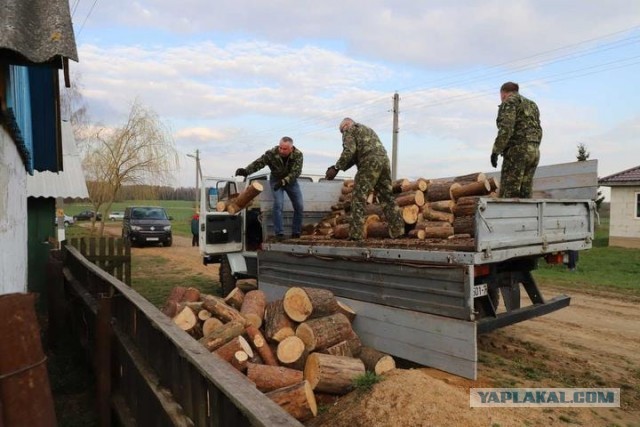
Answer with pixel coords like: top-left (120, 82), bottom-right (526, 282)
top-left (161, 285), bottom-right (395, 421)
top-left (302, 173), bottom-right (499, 241)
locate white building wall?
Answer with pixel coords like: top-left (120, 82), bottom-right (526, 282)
top-left (0, 129), bottom-right (28, 294)
top-left (609, 186), bottom-right (640, 239)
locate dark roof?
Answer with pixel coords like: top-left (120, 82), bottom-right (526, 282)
top-left (0, 0), bottom-right (78, 65)
top-left (599, 165), bottom-right (640, 186)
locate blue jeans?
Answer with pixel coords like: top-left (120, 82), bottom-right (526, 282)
top-left (271, 179), bottom-right (303, 236)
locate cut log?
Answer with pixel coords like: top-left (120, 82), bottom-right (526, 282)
top-left (332, 223), bottom-right (350, 239)
top-left (197, 309), bottom-right (212, 321)
top-left (365, 222), bottom-right (390, 239)
top-left (402, 178), bottom-right (429, 192)
top-left (235, 278), bottom-right (258, 292)
top-left (345, 329), bottom-right (362, 357)
top-left (450, 180), bottom-right (491, 200)
top-left (230, 351), bottom-right (249, 372)
top-left (454, 172), bottom-right (486, 184)
top-left (401, 204), bottom-right (420, 225)
top-left (359, 346), bottom-right (396, 375)
top-left (177, 301), bottom-right (204, 315)
top-left (415, 220), bottom-right (453, 230)
top-left (338, 192), bottom-right (352, 203)
top-left (407, 229), bottom-right (426, 239)
top-left (202, 317), bottom-right (224, 337)
top-left (172, 306), bottom-right (197, 333)
top-left (246, 363), bottom-right (304, 393)
top-left (295, 313), bottom-right (353, 352)
top-left (161, 286), bottom-right (187, 317)
top-left (423, 226), bottom-right (454, 239)
top-left (453, 196), bottom-right (480, 217)
top-left (453, 215), bottom-right (475, 236)
top-left (240, 290), bottom-right (267, 329)
top-left (277, 336), bottom-right (308, 370)
top-left (340, 185), bottom-right (353, 195)
top-left (448, 233), bottom-right (471, 239)
top-left (283, 287), bottom-right (339, 323)
top-left (198, 320), bottom-right (245, 352)
top-left (266, 381), bottom-right (317, 422)
top-left (395, 190), bottom-right (425, 207)
top-left (488, 177), bottom-right (500, 192)
top-left (264, 300), bottom-right (296, 343)
top-left (245, 325), bottom-right (278, 366)
top-left (422, 206), bottom-right (454, 223)
top-left (227, 181), bottom-right (264, 214)
top-left (426, 180), bottom-right (460, 202)
top-left (323, 340), bottom-right (353, 357)
top-left (392, 178), bottom-right (410, 193)
top-left (183, 287), bottom-right (201, 302)
top-left (201, 295), bottom-right (247, 325)
top-left (304, 353), bottom-right (365, 395)
top-left (364, 204), bottom-right (384, 217)
top-left (429, 200), bottom-right (455, 213)
top-left (216, 201), bottom-right (228, 212)
top-left (214, 335), bottom-right (254, 362)
top-left (223, 287), bottom-right (245, 310)
top-left (336, 300), bottom-right (356, 323)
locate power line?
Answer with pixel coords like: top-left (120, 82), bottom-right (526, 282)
top-left (76, 0), bottom-right (99, 37)
top-left (71, 0), bottom-right (81, 18)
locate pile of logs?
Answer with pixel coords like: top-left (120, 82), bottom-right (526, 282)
top-left (306, 172), bottom-right (499, 240)
top-left (162, 286), bottom-right (395, 421)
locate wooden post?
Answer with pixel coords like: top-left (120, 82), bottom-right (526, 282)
top-left (96, 296), bottom-right (112, 427)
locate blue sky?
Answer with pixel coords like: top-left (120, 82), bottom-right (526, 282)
top-left (67, 0), bottom-right (640, 189)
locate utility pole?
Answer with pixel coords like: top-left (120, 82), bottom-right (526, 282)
top-left (187, 149), bottom-right (201, 210)
top-left (391, 92), bottom-right (399, 180)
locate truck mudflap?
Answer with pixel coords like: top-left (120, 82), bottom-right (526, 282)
top-left (477, 295), bottom-right (571, 334)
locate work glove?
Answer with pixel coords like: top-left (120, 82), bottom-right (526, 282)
top-left (235, 168), bottom-right (248, 177)
top-left (490, 153), bottom-right (498, 168)
top-left (273, 179), bottom-right (286, 190)
top-left (325, 165), bottom-right (339, 181)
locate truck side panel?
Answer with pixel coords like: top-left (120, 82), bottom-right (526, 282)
top-left (260, 282), bottom-right (478, 379)
top-left (258, 250), bottom-right (474, 321)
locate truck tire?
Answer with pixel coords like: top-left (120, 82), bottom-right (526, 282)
top-left (219, 255), bottom-right (236, 298)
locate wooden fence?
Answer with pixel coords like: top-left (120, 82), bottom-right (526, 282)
top-left (67, 237), bottom-right (131, 285)
top-left (58, 243), bottom-right (301, 427)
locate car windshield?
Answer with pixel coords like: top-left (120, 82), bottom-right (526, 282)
top-left (132, 208), bottom-right (167, 220)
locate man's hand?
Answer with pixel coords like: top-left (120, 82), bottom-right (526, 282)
top-left (325, 165), bottom-right (338, 180)
top-left (235, 168), bottom-right (248, 177)
top-left (490, 153), bottom-right (499, 168)
top-left (273, 179), bottom-right (286, 190)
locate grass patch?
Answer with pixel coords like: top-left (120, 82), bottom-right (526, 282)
top-left (352, 371), bottom-right (383, 392)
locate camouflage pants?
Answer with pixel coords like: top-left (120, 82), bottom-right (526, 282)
top-left (350, 156), bottom-right (404, 240)
top-left (499, 143), bottom-right (540, 198)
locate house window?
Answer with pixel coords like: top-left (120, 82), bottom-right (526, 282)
top-left (636, 193), bottom-right (640, 219)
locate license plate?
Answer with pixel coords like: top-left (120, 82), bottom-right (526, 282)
top-left (146, 237), bottom-right (159, 241)
top-left (473, 283), bottom-right (488, 298)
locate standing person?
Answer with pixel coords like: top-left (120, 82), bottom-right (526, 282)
top-left (190, 211), bottom-right (199, 247)
top-left (490, 82), bottom-right (543, 198)
top-left (235, 136), bottom-right (304, 240)
top-left (325, 118), bottom-right (404, 241)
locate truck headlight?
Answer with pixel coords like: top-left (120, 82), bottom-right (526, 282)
top-left (163, 225), bottom-right (171, 231)
top-left (131, 226), bottom-right (142, 231)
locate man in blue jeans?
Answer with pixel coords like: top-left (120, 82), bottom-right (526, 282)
top-left (235, 137), bottom-right (304, 240)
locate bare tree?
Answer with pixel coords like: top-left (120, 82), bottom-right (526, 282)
top-left (83, 100), bottom-right (179, 234)
top-left (59, 71), bottom-right (91, 152)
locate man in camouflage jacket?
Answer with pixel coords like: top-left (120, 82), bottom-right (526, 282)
top-left (491, 82), bottom-right (542, 198)
top-left (325, 118), bottom-right (404, 241)
top-left (236, 136), bottom-right (304, 239)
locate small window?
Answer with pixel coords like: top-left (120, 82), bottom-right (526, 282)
top-left (636, 193), bottom-right (640, 219)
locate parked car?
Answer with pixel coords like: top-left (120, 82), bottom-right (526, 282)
top-left (109, 211), bottom-right (125, 221)
top-left (122, 206), bottom-right (172, 247)
top-left (54, 214), bottom-right (75, 227)
top-left (73, 210), bottom-right (102, 221)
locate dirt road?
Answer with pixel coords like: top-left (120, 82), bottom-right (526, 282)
top-left (100, 223), bottom-right (639, 426)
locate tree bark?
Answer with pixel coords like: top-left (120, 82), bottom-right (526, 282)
top-left (247, 363), bottom-right (304, 392)
top-left (392, 178), bottom-right (410, 193)
top-left (223, 287), bottom-right (245, 310)
top-left (423, 226), bottom-right (454, 239)
top-left (332, 223), bottom-right (350, 239)
top-left (402, 178), bottom-right (429, 192)
top-left (183, 287), bottom-right (201, 302)
top-left (266, 381), bottom-right (317, 421)
top-left (264, 300), bottom-right (296, 343)
top-left (453, 215), bottom-right (475, 236)
top-left (202, 317), bottom-right (224, 337)
top-left (283, 287), bottom-right (340, 322)
top-left (230, 351), bottom-right (249, 372)
top-left (359, 346), bottom-right (396, 375)
top-left (245, 325), bottom-right (278, 366)
top-left (295, 313), bottom-right (353, 352)
top-left (395, 190), bottom-right (425, 207)
top-left (226, 181), bottom-right (264, 214)
top-left (240, 290), bottom-right (267, 329)
top-left (323, 340), bottom-right (353, 357)
top-left (161, 286), bottom-right (187, 317)
top-left (214, 335), bottom-right (254, 362)
top-left (454, 172), bottom-right (486, 184)
top-left (336, 300), bottom-right (356, 323)
top-left (450, 180), bottom-right (491, 200)
top-left (429, 200), bottom-right (455, 213)
top-left (407, 229), bottom-right (426, 239)
top-left (303, 353), bottom-right (365, 395)
top-left (365, 222), bottom-right (391, 239)
top-left (201, 295), bottom-right (247, 325)
top-left (422, 206), bottom-right (454, 223)
top-left (453, 196), bottom-right (480, 217)
top-left (426, 181), bottom-right (460, 202)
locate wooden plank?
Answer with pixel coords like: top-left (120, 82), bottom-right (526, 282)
top-left (260, 282), bottom-right (477, 380)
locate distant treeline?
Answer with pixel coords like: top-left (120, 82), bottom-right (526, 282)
top-left (64, 184), bottom-right (197, 203)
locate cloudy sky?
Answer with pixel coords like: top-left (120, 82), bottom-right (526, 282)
top-left (67, 0), bottom-right (640, 189)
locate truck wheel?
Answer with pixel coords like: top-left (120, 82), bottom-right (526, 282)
top-left (164, 239), bottom-right (172, 247)
top-left (219, 255), bottom-right (237, 298)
